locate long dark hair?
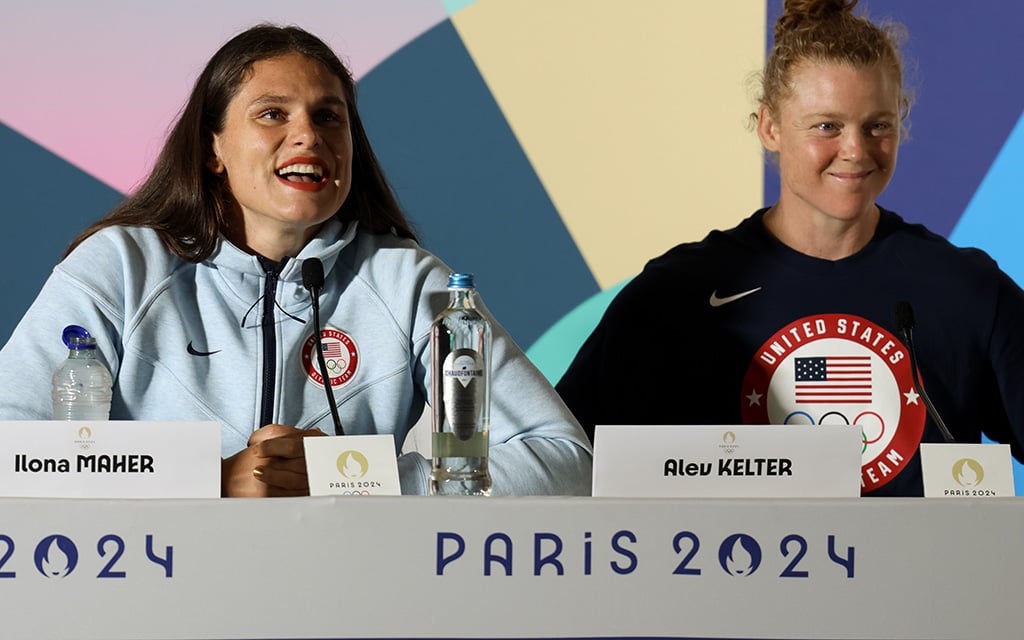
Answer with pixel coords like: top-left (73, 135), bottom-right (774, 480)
top-left (64, 24), bottom-right (416, 261)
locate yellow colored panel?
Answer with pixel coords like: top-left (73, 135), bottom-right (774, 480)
top-left (454, 0), bottom-right (767, 288)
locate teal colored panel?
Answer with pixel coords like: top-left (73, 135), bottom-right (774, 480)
top-left (527, 279), bottom-right (631, 385)
top-left (443, 0), bottom-right (479, 15)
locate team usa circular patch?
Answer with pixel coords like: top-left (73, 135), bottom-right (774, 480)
top-left (740, 313), bottom-right (926, 493)
top-left (301, 327), bottom-right (359, 388)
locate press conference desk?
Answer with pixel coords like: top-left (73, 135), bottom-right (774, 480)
top-left (3, 495), bottom-right (1019, 640)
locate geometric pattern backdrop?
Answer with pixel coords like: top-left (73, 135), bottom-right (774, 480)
top-left (2, 0), bottom-right (1023, 487)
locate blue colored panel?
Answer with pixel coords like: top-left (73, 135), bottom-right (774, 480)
top-left (356, 20), bottom-right (599, 348)
top-left (951, 111), bottom-right (1024, 497)
top-left (0, 123), bottom-right (124, 344)
top-left (983, 434), bottom-right (1024, 496)
top-left (950, 111), bottom-right (1024, 277)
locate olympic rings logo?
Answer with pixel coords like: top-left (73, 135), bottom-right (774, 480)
top-left (302, 328), bottom-right (359, 387)
top-left (340, 490), bottom-right (371, 496)
top-left (324, 357), bottom-right (346, 375)
top-left (783, 410), bottom-right (885, 453)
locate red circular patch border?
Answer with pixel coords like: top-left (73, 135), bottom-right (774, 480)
top-left (301, 328), bottom-right (359, 388)
top-left (740, 313), bottom-right (926, 492)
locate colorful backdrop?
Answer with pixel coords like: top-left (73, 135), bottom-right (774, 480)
top-left (2, 0), bottom-right (1022, 486)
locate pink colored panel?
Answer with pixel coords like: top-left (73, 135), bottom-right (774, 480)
top-left (0, 1), bottom-right (447, 193)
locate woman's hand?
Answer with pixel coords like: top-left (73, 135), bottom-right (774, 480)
top-left (221, 424), bottom-right (327, 497)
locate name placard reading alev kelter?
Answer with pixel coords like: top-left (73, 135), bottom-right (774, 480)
top-left (593, 424), bottom-right (861, 498)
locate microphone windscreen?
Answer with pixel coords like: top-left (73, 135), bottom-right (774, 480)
top-left (894, 301), bottom-right (915, 331)
top-left (302, 258), bottom-right (325, 291)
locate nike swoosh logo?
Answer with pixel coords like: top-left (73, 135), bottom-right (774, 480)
top-left (709, 287), bottom-right (762, 307)
top-left (187, 341), bottom-right (222, 357)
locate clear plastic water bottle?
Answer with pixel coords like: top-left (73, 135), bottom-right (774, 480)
top-left (429, 273), bottom-right (492, 496)
top-left (51, 325), bottom-right (113, 421)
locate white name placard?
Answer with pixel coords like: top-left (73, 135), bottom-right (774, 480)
top-left (920, 442), bottom-right (1015, 498)
top-left (593, 424), bottom-right (862, 498)
top-left (303, 434), bottom-right (402, 496)
top-left (0, 421), bottom-right (220, 498)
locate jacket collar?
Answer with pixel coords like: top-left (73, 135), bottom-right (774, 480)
top-left (208, 218), bottom-right (357, 282)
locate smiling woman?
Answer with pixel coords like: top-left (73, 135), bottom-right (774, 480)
top-left (0, 24), bottom-right (593, 498)
top-left (758, 62), bottom-right (899, 259)
top-left (556, 0), bottom-right (1024, 497)
top-left (210, 53), bottom-right (353, 260)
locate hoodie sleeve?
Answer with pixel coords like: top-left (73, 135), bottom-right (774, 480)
top-left (0, 230), bottom-right (136, 420)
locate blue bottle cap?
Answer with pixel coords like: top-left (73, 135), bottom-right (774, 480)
top-left (62, 325), bottom-right (96, 349)
top-left (447, 273), bottom-right (474, 289)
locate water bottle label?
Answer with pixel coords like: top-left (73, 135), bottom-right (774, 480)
top-left (443, 349), bottom-right (483, 438)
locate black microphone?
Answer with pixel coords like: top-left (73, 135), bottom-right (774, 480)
top-left (894, 301), bottom-right (955, 443)
top-left (302, 258), bottom-right (344, 436)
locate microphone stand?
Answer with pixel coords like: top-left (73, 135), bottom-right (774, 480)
top-left (303, 258), bottom-right (344, 436)
top-left (894, 301), bottom-right (955, 443)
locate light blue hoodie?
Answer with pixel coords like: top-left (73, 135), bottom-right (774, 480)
top-left (0, 219), bottom-right (593, 495)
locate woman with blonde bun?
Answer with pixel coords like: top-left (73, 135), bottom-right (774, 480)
top-left (558, 0), bottom-right (1024, 496)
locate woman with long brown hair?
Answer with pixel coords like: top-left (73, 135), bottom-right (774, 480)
top-left (0, 24), bottom-right (592, 497)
